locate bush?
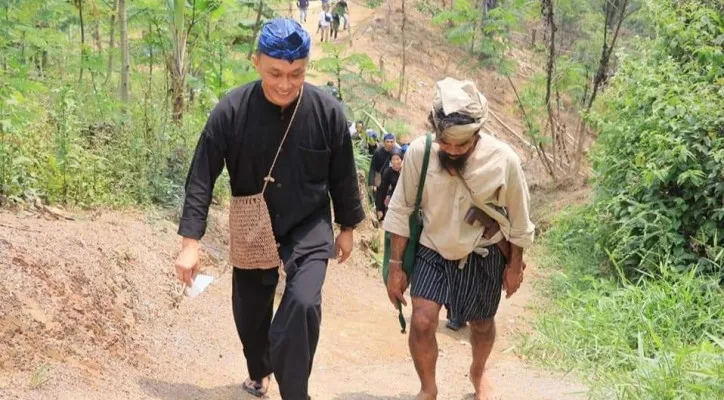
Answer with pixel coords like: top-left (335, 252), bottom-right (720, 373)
top-left (0, 76), bottom-right (219, 208)
top-left (522, 207), bottom-right (724, 400)
top-left (589, 2), bottom-right (723, 278)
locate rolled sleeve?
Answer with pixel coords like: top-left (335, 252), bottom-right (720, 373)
top-left (504, 154), bottom-right (535, 248)
top-left (383, 139), bottom-right (422, 238)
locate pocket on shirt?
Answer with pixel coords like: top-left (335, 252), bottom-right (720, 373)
top-left (297, 145), bottom-right (330, 183)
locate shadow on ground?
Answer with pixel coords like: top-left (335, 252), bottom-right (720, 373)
top-left (331, 394), bottom-right (484, 400)
top-left (137, 377), bottom-right (259, 400)
top-left (331, 393), bottom-right (415, 400)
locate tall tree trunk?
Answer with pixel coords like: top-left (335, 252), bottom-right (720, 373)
top-left (3, 5), bottom-right (8, 73)
top-left (93, 11), bottom-right (102, 53)
top-left (218, 45), bottom-right (223, 91)
top-left (247, 0), bottom-right (265, 60)
top-left (144, 24), bottom-right (154, 139)
top-left (572, 0), bottom-right (631, 175)
top-left (106, 0), bottom-right (118, 84)
top-left (169, 0), bottom-right (187, 125)
top-left (398, 0), bottom-right (407, 101)
top-left (20, 31), bottom-right (25, 65)
top-left (77, 0), bottom-right (86, 82)
top-left (336, 55), bottom-right (342, 99)
top-left (119, 0), bottom-right (130, 102)
top-left (542, 0), bottom-right (557, 180)
top-left (379, 56), bottom-right (385, 86)
top-left (475, 0), bottom-right (489, 53)
top-left (386, 0), bottom-right (392, 35)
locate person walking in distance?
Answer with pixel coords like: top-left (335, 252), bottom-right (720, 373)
top-left (384, 77), bottom-right (535, 400)
top-left (174, 19), bottom-right (364, 400)
top-left (297, 0), bottom-right (309, 23)
top-left (318, 8), bottom-right (332, 42)
top-left (367, 132), bottom-right (398, 196)
top-left (375, 148), bottom-right (403, 222)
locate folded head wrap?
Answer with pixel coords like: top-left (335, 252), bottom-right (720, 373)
top-left (383, 133), bottom-right (396, 141)
top-left (257, 18), bottom-right (311, 62)
top-left (391, 147), bottom-right (403, 158)
top-left (367, 129), bottom-right (378, 139)
top-left (431, 77), bottom-right (488, 140)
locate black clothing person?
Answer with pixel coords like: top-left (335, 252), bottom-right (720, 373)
top-left (174, 19), bottom-right (364, 400)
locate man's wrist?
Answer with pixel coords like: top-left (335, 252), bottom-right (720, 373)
top-left (181, 237), bottom-right (200, 249)
top-left (508, 260), bottom-right (524, 271)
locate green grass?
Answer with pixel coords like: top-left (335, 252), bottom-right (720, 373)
top-left (520, 206), bottom-right (724, 399)
top-left (28, 362), bottom-right (52, 390)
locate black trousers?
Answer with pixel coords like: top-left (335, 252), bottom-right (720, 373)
top-left (232, 253), bottom-right (328, 400)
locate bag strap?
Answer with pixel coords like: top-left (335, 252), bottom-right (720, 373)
top-left (392, 133), bottom-right (432, 335)
top-left (413, 132), bottom-right (433, 212)
top-left (262, 85), bottom-right (305, 193)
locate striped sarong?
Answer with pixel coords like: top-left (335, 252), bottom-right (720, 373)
top-left (411, 244), bottom-right (506, 322)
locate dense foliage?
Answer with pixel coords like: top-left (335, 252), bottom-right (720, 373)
top-left (0, 0), bottom-right (278, 207)
top-left (523, 207), bottom-right (724, 399)
top-left (0, 0), bottom-right (379, 209)
top-left (589, 1), bottom-right (723, 278)
top-left (521, 2), bottom-right (724, 398)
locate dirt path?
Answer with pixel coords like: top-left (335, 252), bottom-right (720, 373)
top-left (298, 1), bottom-right (377, 86)
top-left (131, 256), bottom-right (587, 400)
top-left (0, 205), bottom-right (586, 400)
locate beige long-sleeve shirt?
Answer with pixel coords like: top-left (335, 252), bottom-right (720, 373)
top-left (383, 132), bottom-right (535, 261)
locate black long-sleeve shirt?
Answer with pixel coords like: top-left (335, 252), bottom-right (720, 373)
top-left (367, 146), bottom-right (393, 186)
top-left (178, 80), bottom-right (365, 259)
top-left (375, 166), bottom-right (400, 215)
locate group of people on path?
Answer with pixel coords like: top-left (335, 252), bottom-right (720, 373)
top-left (297, 0), bottom-right (349, 42)
top-left (174, 17), bottom-right (534, 400)
top-left (362, 129), bottom-right (407, 222)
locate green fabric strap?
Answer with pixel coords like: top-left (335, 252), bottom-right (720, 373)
top-left (415, 133), bottom-right (433, 212)
top-left (395, 132), bottom-right (432, 333)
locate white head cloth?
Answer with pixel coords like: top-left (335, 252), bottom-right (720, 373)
top-left (432, 77), bottom-right (489, 140)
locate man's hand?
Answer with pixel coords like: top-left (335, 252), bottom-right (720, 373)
top-left (502, 262), bottom-right (524, 299)
top-left (386, 264), bottom-right (408, 307)
top-left (369, 185), bottom-right (377, 195)
top-left (175, 238), bottom-right (201, 286)
top-left (335, 229), bottom-right (354, 263)
top-left (376, 211), bottom-right (384, 221)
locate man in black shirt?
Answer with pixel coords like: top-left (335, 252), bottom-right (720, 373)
top-left (174, 18), bottom-right (364, 400)
top-left (367, 132), bottom-right (398, 195)
top-left (375, 147), bottom-right (403, 221)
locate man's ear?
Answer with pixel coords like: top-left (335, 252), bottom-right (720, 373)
top-left (251, 53), bottom-right (260, 70)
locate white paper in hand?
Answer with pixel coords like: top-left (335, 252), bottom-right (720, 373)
top-left (185, 274), bottom-right (215, 298)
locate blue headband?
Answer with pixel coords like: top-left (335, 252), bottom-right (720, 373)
top-left (257, 18), bottom-right (311, 62)
top-left (367, 130), bottom-right (378, 138)
top-left (383, 133), bottom-right (395, 141)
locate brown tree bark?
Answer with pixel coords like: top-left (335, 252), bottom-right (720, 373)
top-left (386, 0), bottom-right (392, 35)
top-left (398, 0), bottom-right (407, 100)
top-left (105, 0), bottom-right (118, 84)
top-left (572, 0), bottom-right (631, 175)
top-left (247, 0), bottom-right (265, 60)
top-left (93, 9), bottom-right (102, 54)
top-left (119, 0), bottom-right (130, 102)
top-left (541, 0), bottom-right (557, 179)
top-left (77, 0), bottom-right (86, 82)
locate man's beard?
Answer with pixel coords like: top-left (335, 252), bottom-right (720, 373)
top-left (438, 150), bottom-right (471, 175)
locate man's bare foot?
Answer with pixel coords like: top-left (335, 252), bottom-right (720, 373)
top-left (414, 389), bottom-right (437, 400)
top-left (469, 372), bottom-right (496, 400)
